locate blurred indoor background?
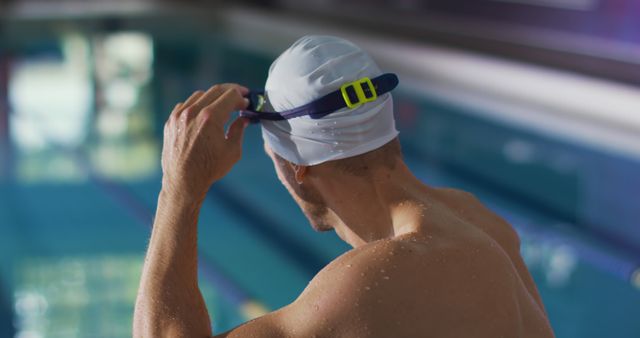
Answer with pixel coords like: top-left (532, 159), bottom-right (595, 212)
top-left (0, 0), bottom-right (639, 337)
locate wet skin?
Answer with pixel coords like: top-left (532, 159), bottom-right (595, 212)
top-left (217, 188), bottom-right (555, 338)
top-left (133, 84), bottom-right (555, 338)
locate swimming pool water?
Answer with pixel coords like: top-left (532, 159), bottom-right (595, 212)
top-left (0, 20), bottom-right (639, 337)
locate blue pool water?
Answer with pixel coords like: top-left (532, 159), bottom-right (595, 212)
top-left (0, 21), bottom-right (639, 338)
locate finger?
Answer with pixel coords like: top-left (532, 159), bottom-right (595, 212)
top-left (237, 85), bottom-right (250, 96)
top-left (173, 91), bottom-right (204, 119)
top-left (184, 90), bottom-right (205, 107)
top-left (171, 103), bottom-right (183, 115)
top-left (226, 117), bottom-right (249, 140)
top-left (201, 87), bottom-right (250, 128)
top-left (188, 85), bottom-right (226, 116)
top-left (190, 83), bottom-right (250, 116)
top-left (166, 103), bottom-right (183, 127)
top-left (226, 117), bottom-right (250, 158)
top-left (199, 88), bottom-right (249, 131)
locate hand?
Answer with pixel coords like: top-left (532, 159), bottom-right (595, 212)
top-left (161, 84), bottom-right (250, 201)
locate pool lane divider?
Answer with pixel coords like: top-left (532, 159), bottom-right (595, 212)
top-left (89, 174), bottom-right (270, 320)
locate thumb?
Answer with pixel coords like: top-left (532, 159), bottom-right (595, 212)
top-left (226, 117), bottom-right (250, 155)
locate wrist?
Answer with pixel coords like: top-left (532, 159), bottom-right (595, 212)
top-left (160, 179), bottom-right (207, 209)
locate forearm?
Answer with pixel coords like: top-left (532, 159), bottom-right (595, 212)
top-left (133, 188), bottom-right (212, 338)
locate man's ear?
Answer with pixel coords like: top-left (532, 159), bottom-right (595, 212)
top-left (290, 164), bottom-right (308, 184)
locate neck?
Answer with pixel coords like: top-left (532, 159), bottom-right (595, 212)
top-left (317, 162), bottom-right (431, 247)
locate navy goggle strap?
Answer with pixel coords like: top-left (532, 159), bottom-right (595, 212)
top-left (240, 73), bottom-right (399, 122)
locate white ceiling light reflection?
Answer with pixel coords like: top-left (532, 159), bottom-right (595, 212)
top-left (9, 32), bottom-right (92, 153)
top-left (96, 32), bottom-right (153, 84)
top-left (545, 245), bottom-right (578, 288)
top-left (97, 108), bottom-right (129, 138)
top-left (104, 79), bottom-right (139, 110)
top-left (14, 291), bottom-right (48, 317)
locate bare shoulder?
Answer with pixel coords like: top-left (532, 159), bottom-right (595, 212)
top-left (308, 236), bottom-right (500, 296)
top-left (220, 234), bottom-right (551, 338)
top-left (288, 236), bottom-right (519, 337)
top-left (433, 187), bottom-right (521, 252)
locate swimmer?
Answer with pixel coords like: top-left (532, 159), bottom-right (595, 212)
top-left (133, 35), bottom-right (555, 337)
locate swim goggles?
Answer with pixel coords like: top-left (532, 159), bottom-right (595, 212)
top-left (240, 73), bottom-right (399, 123)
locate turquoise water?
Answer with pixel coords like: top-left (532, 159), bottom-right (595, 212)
top-left (0, 18), bottom-right (639, 338)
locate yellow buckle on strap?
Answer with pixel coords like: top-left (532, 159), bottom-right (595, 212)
top-left (340, 77), bottom-right (378, 109)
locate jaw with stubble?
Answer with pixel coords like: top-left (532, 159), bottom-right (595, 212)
top-left (267, 148), bottom-right (334, 232)
top-left (281, 170), bottom-right (334, 233)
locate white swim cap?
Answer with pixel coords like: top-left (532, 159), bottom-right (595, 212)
top-left (261, 35), bottom-right (399, 166)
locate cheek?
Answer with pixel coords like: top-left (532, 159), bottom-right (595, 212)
top-left (272, 161), bottom-right (304, 202)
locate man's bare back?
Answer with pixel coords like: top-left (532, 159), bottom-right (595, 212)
top-left (282, 187), bottom-right (554, 338)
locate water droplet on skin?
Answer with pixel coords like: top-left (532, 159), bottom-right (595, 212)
top-left (314, 304), bottom-right (320, 311)
top-left (380, 269), bottom-right (385, 273)
top-left (383, 276), bottom-right (390, 280)
top-left (346, 264), bottom-right (352, 268)
top-left (365, 286), bottom-right (371, 291)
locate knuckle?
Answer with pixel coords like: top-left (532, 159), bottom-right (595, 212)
top-left (199, 109), bottom-right (214, 121)
top-left (222, 86), bottom-right (237, 96)
top-left (223, 88), bottom-right (243, 103)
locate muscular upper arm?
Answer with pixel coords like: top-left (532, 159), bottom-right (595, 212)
top-left (213, 243), bottom-right (403, 338)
